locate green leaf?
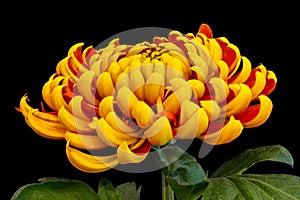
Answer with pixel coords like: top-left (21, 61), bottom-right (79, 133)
top-left (201, 174), bottom-right (300, 200)
top-left (200, 145), bottom-right (300, 200)
top-left (97, 177), bottom-right (141, 200)
top-left (115, 182), bottom-right (142, 200)
top-left (211, 145), bottom-right (294, 177)
top-left (11, 177), bottom-right (99, 200)
top-left (98, 177), bottom-right (122, 200)
top-left (159, 145), bottom-right (208, 200)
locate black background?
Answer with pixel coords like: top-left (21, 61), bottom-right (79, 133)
top-left (3, 2), bottom-right (299, 200)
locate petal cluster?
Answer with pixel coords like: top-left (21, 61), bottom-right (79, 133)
top-left (17, 23), bottom-right (277, 172)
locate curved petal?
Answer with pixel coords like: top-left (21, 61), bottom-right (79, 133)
top-left (235, 95), bottom-right (273, 128)
top-left (177, 100), bottom-right (209, 139)
top-left (145, 72), bottom-right (165, 105)
top-left (98, 95), bottom-right (114, 118)
top-left (208, 77), bottom-right (229, 104)
top-left (208, 38), bottom-right (223, 61)
top-left (50, 85), bottom-right (71, 111)
top-left (17, 94), bottom-right (32, 118)
top-left (65, 131), bottom-right (107, 150)
top-left (115, 86), bottom-right (139, 118)
top-left (68, 95), bottom-right (91, 121)
top-left (199, 116), bottom-right (243, 145)
top-left (66, 140), bottom-right (119, 173)
top-left (224, 43), bottom-right (241, 77)
top-left (144, 116), bottom-right (173, 146)
top-left (26, 109), bottom-right (66, 139)
top-left (261, 70), bottom-right (277, 96)
top-left (42, 73), bottom-right (66, 111)
top-left (117, 140), bottom-right (151, 164)
top-left (94, 117), bottom-right (140, 147)
top-left (57, 106), bottom-right (94, 134)
top-left (107, 61), bottom-right (122, 84)
top-left (131, 101), bottom-right (155, 128)
top-left (225, 84), bottom-right (252, 117)
top-left (163, 86), bottom-right (193, 116)
top-left (215, 60), bottom-right (229, 80)
top-left (96, 72), bottom-right (114, 99)
top-left (105, 111), bottom-right (139, 133)
top-left (76, 70), bottom-right (99, 105)
top-left (199, 100), bottom-right (221, 121)
top-left (129, 69), bottom-right (146, 101)
top-left (66, 56), bottom-right (80, 80)
top-left (244, 70), bottom-right (266, 100)
top-left (198, 23), bottom-right (213, 38)
top-left (228, 56), bottom-right (252, 84)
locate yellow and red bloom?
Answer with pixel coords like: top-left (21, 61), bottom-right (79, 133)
top-left (17, 23), bottom-right (277, 172)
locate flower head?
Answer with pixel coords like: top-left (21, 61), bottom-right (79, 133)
top-left (17, 23), bottom-right (277, 172)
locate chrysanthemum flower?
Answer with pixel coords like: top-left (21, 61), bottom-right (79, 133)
top-left (16, 23), bottom-right (277, 172)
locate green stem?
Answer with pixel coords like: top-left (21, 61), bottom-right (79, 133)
top-left (162, 170), bottom-right (174, 200)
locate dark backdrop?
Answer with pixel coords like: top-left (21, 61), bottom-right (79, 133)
top-left (3, 2), bottom-right (299, 199)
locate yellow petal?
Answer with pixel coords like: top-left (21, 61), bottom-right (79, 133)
top-left (67, 56), bottom-right (82, 80)
top-left (118, 57), bottom-right (131, 71)
top-left (208, 38), bottom-right (223, 61)
top-left (226, 44), bottom-right (241, 78)
top-left (229, 56), bottom-right (251, 84)
top-left (131, 101), bottom-right (155, 128)
top-left (58, 106), bottom-right (94, 134)
top-left (188, 52), bottom-right (210, 80)
top-left (41, 76), bottom-right (57, 110)
top-left (67, 42), bottom-right (84, 57)
top-left (141, 63), bottom-right (154, 81)
top-left (107, 61), bottom-right (122, 84)
top-left (208, 77), bottom-right (229, 104)
top-left (65, 131), bottom-right (107, 150)
top-left (163, 86), bottom-right (193, 115)
top-left (18, 94), bottom-right (32, 118)
top-left (88, 53), bottom-right (101, 67)
top-left (99, 46), bottom-right (115, 72)
top-left (179, 99), bottom-right (199, 124)
top-left (169, 77), bottom-right (189, 91)
top-left (129, 69), bottom-right (145, 101)
top-left (145, 116), bottom-right (173, 146)
top-left (56, 56), bottom-right (76, 79)
top-left (191, 65), bottom-right (207, 83)
top-left (115, 86), bottom-right (139, 118)
top-left (129, 59), bottom-right (142, 71)
top-left (145, 72), bottom-right (165, 105)
top-left (76, 70), bottom-right (99, 105)
top-left (225, 83), bottom-right (252, 117)
top-left (68, 95), bottom-right (91, 120)
top-left (249, 71), bottom-right (266, 100)
top-left (177, 100), bottom-right (209, 138)
top-left (115, 72), bottom-right (130, 91)
top-left (50, 85), bottom-right (70, 111)
top-left (94, 117), bottom-right (139, 147)
top-left (105, 111), bottom-right (139, 133)
top-left (98, 96), bottom-right (114, 118)
top-left (187, 79), bottom-right (205, 100)
top-left (66, 140), bottom-right (119, 173)
top-left (160, 42), bottom-right (185, 58)
top-left (117, 141), bottom-right (149, 164)
top-left (166, 56), bottom-right (187, 82)
top-left (215, 60), bottom-right (229, 80)
top-left (96, 72), bottom-right (114, 99)
top-left (236, 95), bottom-right (273, 128)
top-left (26, 109), bottom-right (66, 139)
top-left (199, 116), bottom-right (243, 145)
top-left (90, 59), bottom-right (103, 75)
top-left (153, 61), bottom-right (166, 75)
top-left (199, 100), bottom-right (221, 121)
